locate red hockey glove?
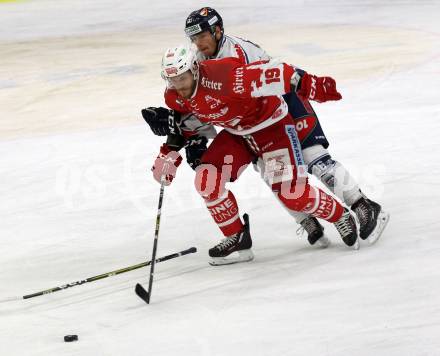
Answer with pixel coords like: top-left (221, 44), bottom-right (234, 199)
top-left (297, 73), bottom-right (342, 103)
top-left (151, 144), bottom-right (183, 185)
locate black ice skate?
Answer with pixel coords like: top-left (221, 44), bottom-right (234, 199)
top-left (209, 213), bottom-right (254, 266)
top-left (298, 217), bottom-right (330, 248)
top-left (334, 209), bottom-right (359, 250)
top-left (351, 197), bottom-right (390, 244)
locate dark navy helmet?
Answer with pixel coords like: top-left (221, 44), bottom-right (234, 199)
top-left (184, 7), bottom-right (223, 37)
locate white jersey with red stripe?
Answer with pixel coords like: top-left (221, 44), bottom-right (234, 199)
top-left (197, 34), bottom-right (271, 64)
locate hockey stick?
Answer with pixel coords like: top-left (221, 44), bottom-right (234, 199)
top-left (0, 246), bottom-right (196, 303)
top-left (135, 180), bottom-right (166, 304)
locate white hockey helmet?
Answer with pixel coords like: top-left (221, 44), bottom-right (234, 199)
top-left (161, 43), bottom-right (199, 82)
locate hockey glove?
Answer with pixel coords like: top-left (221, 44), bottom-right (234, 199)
top-left (185, 136), bottom-right (208, 170)
top-left (151, 144), bottom-right (183, 185)
top-left (297, 73), bottom-right (342, 103)
top-left (142, 107), bottom-right (176, 136)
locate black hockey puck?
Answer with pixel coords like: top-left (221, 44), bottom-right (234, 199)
top-left (64, 335), bottom-right (78, 342)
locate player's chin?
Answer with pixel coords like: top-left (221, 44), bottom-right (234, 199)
top-left (177, 89), bottom-right (192, 99)
top-left (199, 47), bottom-right (212, 56)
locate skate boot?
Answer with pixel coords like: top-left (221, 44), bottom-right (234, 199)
top-left (297, 217), bottom-right (330, 248)
top-left (334, 209), bottom-right (359, 250)
top-left (351, 197), bottom-right (390, 244)
top-left (209, 213), bottom-right (254, 266)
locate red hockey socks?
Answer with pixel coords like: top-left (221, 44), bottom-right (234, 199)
top-left (301, 186), bottom-right (344, 223)
top-left (205, 190), bottom-right (243, 237)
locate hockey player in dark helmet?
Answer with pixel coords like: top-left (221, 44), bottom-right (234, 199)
top-left (183, 6), bottom-right (389, 247)
top-left (184, 7), bottom-right (224, 58)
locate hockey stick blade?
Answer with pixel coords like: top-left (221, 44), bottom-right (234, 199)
top-left (135, 246), bottom-right (197, 304)
top-left (135, 283), bottom-right (150, 304)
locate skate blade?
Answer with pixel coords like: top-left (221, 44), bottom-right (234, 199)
top-left (366, 210), bottom-right (390, 245)
top-left (209, 249), bottom-right (254, 266)
top-left (343, 236), bottom-right (360, 250)
top-left (315, 235), bottom-right (330, 248)
top-left (351, 238), bottom-right (360, 250)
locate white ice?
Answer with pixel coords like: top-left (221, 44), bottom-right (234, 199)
top-left (1, 0), bottom-right (440, 355)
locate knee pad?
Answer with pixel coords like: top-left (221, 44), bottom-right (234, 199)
top-left (312, 158), bottom-right (338, 189)
top-left (302, 145), bottom-right (337, 188)
top-left (305, 146), bottom-right (361, 205)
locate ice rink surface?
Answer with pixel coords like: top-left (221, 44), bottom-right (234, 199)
top-left (1, 1), bottom-right (440, 355)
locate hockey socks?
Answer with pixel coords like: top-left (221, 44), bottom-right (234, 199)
top-left (206, 190), bottom-right (243, 237)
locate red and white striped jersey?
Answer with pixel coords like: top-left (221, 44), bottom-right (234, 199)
top-left (165, 57), bottom-right (298, 135)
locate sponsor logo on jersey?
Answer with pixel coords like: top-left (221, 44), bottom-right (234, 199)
top-left (309, 76), bottom-right (317, 100)
top-left (285, 125), bottom-right (305, 167)
top-left (189, 99), bottom-right (200, 111)
top-left (261, 142), bottom-right (274, 151)
top-left (201, 77), bottom-right (223, 90)
top-left (261, 148), bottom-right (293, 184)
top-left (196, 107), bottom-right (229, 121)
top-left (293, 116), bottom-right (317, 142)
top-left (205, 95), bottom-right (223, 109)
top-left (233, 67), bottom-right (245, 94)
top-left (295, 118), bottom-right (309, 131)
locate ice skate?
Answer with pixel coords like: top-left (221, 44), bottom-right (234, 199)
top-left (334, 209), bottom-right (359, 250)
top-left (352, 198), bottom-right (390, 244)
top-left (209, 213), bottom-right (254, 266)
top-left (297, 217), bottom-right (330, 248)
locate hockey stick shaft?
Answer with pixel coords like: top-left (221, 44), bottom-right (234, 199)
top-left (145, 180), bottom-right (166, 303)
top-left (0, 246), bottom-right (196, 303)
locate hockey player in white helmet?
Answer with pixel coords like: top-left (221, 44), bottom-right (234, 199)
top-left (154, 42), bottom-right (363, 265)
top-left (143, 7), bottom-right (389, 253)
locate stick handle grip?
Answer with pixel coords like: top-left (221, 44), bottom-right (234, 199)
top-left (181, 247), bottom-right (197, 255)
top-left (155, 247), bottom-right (197, 264)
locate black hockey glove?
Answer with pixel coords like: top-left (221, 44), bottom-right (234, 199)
top-left (166, 133), bottom-right (186, 151)
top-left (185, 136), bottom-right (208, 170)
top-left (141, 106), bottom-right (179, 136)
